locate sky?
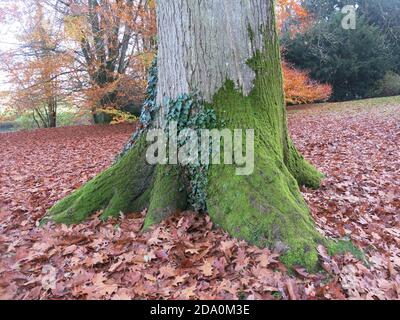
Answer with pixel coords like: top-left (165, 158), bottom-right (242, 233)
top-left (0, 1), bottom-right (21, 86)
top-left (0, 0), bottom-right (26, 110)
top-left (0, 25), bottom-right (19, 110)
top-left (0, 25), bottom-right (19, 88)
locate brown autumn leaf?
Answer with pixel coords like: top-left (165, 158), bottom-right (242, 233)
top-left (158, 265), bottom-right (176, 279)
top-left (63, 245), bottom-right (78, 256)
top-left (317, 245), bottom-right (330, 262)
top-left (220, 240), bottom-right (236, 257)
top-left (256, 251), bottom-right (279, 268)
top-left (109, 260), bottom-right (124, 273)
top-left (112, 289), bottom-right (133, 300)
top-left (294, 267), bottom-right (310, 279)
top-left (84, 252), bottom-right (108, 267)
top-left (199, 259), bottom-right (214, 277)
top-left (172, 275), bottom-right (189, 287)
top-left (286, 279), bottom-right (298, 301)
top-left (178, 285), bottom-right (197, 299)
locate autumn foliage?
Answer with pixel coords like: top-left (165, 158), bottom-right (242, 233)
top-left (276, 0), bottom-right (311, 36)
top-left (283, 63), bottom-right (332, 105)
top-left (276, 0), bottom-right (332, 105)
top-left (0, 0), bottom-right (156, 127)
top-left (62, 0), bottom-right (156, 117)
top-left (0, 0), bottom-right (333, 127)
top-left (0, 2), bottom-right (72, 128)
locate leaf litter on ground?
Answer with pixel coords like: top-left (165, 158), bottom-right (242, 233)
top-left (0, 100), bottom-right (399, 300)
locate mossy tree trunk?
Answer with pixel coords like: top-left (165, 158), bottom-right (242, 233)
top-left (46, 0), bottom-right (326, 270)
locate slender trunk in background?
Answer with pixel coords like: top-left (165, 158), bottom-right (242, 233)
top-left (48, 97), bottom-right (57, 128)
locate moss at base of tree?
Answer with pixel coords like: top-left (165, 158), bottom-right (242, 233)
top-left (143, 165), bottom-right (188, 230)
top-left (328, 240), bottom-right (366, 263)
top-left (205, 35), bottom-right (325, 271)
top-left (285, 140), bottom-right (324, 190)
top-left (42, 136), bottom-right (156, 225)
top-left (207, 159), bottom-right (326, 272)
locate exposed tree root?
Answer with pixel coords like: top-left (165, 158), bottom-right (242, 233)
top-left (43, 137), bottom-right (155, 224)
top-left (143, 165), bottom-right (188, 230)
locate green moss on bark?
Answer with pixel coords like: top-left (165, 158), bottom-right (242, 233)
top-left (285, 140), bottom-right (324, 190)
top-left (43, 136), bottom-right (156, 224)
top-left (206, 34), bottom-right (325, 271)
top-left (143, 165), bottom-right (188, 230)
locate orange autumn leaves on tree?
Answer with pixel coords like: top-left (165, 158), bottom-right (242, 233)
top-left (282, 63), bottom-right (332, 105)
top-left (276, 0), bottom-right (311, 36)
top-left (61, 0), bottom-right (157, 121)
top-left (1, 0), bottom-right (157, 127)
top-left (277, 0), bottom-right (332, 105)
top-left (1, 1), bottom-right (73, 128)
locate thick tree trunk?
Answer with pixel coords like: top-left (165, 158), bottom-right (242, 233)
top-left (46, 0), bottom-right (327, 270)
top-left (154, 0), bottom-right (324, 269)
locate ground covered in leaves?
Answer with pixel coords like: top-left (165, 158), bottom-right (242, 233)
top-left (0, 97), bottom-right (399, 300)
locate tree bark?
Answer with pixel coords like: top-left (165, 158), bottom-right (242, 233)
top-left (46, 0), bottom-right (326, 270)
top-left (48, 97), bottom-right (57, 128)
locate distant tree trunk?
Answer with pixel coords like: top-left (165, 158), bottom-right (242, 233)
top-left (48, 97), bottom-right (57, 128)
top-left (70, 0), bottom-right (156, 124)
top-left (48, 113), bottom-right (57, 128)
top-left (46, 0), bottom-right (325, 270)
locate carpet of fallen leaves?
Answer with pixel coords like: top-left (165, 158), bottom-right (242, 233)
top-left (0, 99), bottom-right (399, 300)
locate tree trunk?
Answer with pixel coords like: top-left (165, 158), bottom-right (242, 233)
top-left (45, 0), bottom-right (326, 270)
top-left (48, 97), bottom-right (57, 128)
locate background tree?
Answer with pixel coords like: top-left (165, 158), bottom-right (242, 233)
top-left (277, 0), bottom-right (332, 104)
top-left (356, 0), bottom-right (400, 75)
top-left (303, 0), bottom-right (343, 19)
top-left (45, 0), bottom-right (339, 270)
top-left (303, 0), bottom-right (400, 63)
top-left (283, 13), bottom-right (393, 101)
top-left (283, 0), bottom-right (400, 101)
top-left (1, 1), bottom-right (71, 128)
top-left (282, 63), bottom-right (332, 105)
top-left (52, 0), bottom-right (156, 123)
top-left (277, 0), bottom-right (311, 36)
